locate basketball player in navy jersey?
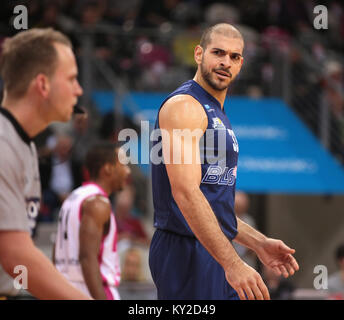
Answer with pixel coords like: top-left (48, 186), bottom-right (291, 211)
top-left (149, 23), bottom-right (299, 300)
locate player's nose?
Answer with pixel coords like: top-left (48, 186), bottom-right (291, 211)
top-left (220, 54), bottom-right (231, 69)
top-left (75, 81), bottom-right (83, 96)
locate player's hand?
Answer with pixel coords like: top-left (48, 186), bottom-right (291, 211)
top-left (256, 238), bottom-right (299, 278)
top-left (225, 260), bottom-right (270, 300)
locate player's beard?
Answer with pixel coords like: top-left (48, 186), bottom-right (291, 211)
top-left (200, 60), bottom-right (232, 92)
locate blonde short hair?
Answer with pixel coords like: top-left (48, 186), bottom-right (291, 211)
top-left (0, 28), bottom-right (72, 98)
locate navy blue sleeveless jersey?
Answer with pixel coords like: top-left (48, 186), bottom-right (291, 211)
top-left (151, 80), bottom-right (239, 240)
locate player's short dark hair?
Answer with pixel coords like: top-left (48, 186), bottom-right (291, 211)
top-left (85, 141), bottom-right (119, 180)
top-left (0, 28), bottom-right (72, 98)
top-left (335, 244), bottom-right (344, 261)
top-left (200, 23), bottom-right (243, 49)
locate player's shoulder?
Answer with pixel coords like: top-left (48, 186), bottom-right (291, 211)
top-left (81, 194), bottom-right (111, 224)
top-left (163, 94), bottom-right (203, 112)
top-left (0, 112), bottom-right (12, 140)
top-left (0, 136), bottom-right (22, 168)
top-left (0, 112), bottom-right (23, 150)
top-left (160, 94), bottom-right (207, 129)
top-left (82, 194), bottom-right (111, 214)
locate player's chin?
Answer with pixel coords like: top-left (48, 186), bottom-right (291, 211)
top-left (212, 76), bottom-right (230, 89)
top-left (214, 80), bottom-right (230, 91)
top-left (60, 109), bottom-right (74, 122)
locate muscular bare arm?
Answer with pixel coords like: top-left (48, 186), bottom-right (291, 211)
top-left (234, 218), bottom-right (299, 278)
top-left (0, 231), bottom-right (91, 300)
top-left (234, 218), bottom-right (267, 251)
top-left (79, 195), bottom-right (111, 300)
top-left (160, 95), bottom-right (270, 300)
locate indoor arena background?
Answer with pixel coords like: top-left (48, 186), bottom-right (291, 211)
top-left (1, 0), bottom-right (344, 300)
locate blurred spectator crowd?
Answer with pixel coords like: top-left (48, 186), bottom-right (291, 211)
top-left (1, 0), bottom-right (343, 162)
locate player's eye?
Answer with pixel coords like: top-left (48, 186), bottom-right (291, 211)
top-left (231, 54), bottom-right (240, 61)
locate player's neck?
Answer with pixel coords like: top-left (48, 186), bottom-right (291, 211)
top-left (2, 96), bottom-right (48, 138)
top-left (92, 179), bottom-right (111, 197)
top-left (193, 73), bottom-right (228, 109)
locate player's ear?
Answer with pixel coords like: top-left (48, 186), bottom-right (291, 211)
top-left (35, 73), bottom-right (50, 98)
top-left (103, 163), bottom-right (114, 176)
top-left (194, 45), bottom-right (203, 65)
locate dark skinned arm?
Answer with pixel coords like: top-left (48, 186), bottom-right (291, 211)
top-left (79, 195), bottom-right (111, 300)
